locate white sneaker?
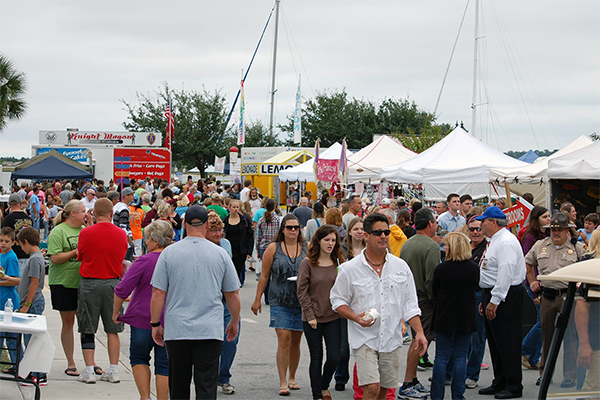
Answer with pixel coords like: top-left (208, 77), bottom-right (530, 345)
top-left (78, 369), bottom-right (96, 384)
top-left (220, 383), bottom-right (235, 394)
top-left (465, 378), bottom-right (478, 389)
top-left (100, 370), bottom-right (120, 383)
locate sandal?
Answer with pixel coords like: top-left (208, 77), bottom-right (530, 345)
top-left (279, 387), bottom-right (291, 396)
top-left (94, 366), bottom-right (103, 375)
top-left (2, 366), bottom-right (16, 375)
top-left (64, 367), bottom-right (80, 376)
top-left (289, 382), bottom-right (300, 390)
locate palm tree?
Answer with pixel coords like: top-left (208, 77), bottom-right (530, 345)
top-left (0, 54), bottom-right (27, 132)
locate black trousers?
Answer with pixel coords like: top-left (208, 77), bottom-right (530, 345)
top-left (303, 319), bottom-right (342, 400)
top-left (166, 339), bottom-right (223, 400)
top-left (482, 285), bottom-right (524, 394)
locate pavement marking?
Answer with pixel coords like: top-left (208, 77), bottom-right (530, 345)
top-left (241, 318), bottom-right (258, 324)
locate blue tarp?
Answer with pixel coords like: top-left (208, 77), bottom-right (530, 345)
top-left (518, 149), bottom-right (540, 164)
top-left (11, 151), bottom-right (93, 180)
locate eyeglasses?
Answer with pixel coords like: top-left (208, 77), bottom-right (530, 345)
top-left (285, 225), bottom-right (300, 231)
top-left (368, 229), bottom-right (391, 237)
top-left (468, 227), bottom-right (482, 232)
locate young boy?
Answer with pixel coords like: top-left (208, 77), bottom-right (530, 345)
top-left (578, 213), bottom-right (600, 246)
top-left (0, 227), bottom-right (21, 374)
top-left (17, 227), bottom-right (48, 386)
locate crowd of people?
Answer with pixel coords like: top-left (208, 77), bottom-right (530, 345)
top-left (1, 176), bottom-right (599, 400)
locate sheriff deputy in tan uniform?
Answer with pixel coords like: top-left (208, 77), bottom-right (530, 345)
top-left (525, 212), bottom-right (586, 388)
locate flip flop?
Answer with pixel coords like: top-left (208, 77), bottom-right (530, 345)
top-left (64, 367), bottom-right (80, 377)
top-left (279, 387), bottom-right (291, 396)
top-left (94, 366), bottom-right (103, 375)
top-left (289, 382), bottom-right (300, 390)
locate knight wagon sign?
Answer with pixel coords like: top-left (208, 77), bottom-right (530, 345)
top-left (40, 130), bottom-right (162, 147)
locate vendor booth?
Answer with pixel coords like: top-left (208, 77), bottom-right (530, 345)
top-left (347, 135), bottom-right (416, 183)
top-left (11, 150), bottom-right (93, 181)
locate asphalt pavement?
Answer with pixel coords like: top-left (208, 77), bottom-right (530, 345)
top-left (1, 273), bottom-right (545, 399)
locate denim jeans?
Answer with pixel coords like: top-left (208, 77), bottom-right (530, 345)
top-left (334, 317), bottom-right (350, 385)
top-left (218, 301), bottom-right (240, 385)
top-left (431, 332), bottom-right (472, 400)
top-left (0, 331), bottom-right (21, 368)
top-left (521, 286), bottom-right (542, 366)
top-left (303, 319), bottom-right (342, 400)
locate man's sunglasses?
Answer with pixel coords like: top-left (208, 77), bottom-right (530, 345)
top-left (285, 225), bottom-right (301, 231)
top-left (367, 229), bottom-right (391, 237)
top-left (468, 227), bottom-right (482, 232)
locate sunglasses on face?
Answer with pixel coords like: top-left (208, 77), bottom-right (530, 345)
top-left (368, 229), bottom-right (391, 237)
top-left (468, 227), bottom-right (482, 232)
top-left (285, 225), bottom-right (300, 231)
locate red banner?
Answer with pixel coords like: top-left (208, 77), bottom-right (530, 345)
top-left (503, 198), bottom-right (534, 229)
top-left (316, 159), bottom-right (339, 182)
top-left (113, 148), bottom-right (171, 185)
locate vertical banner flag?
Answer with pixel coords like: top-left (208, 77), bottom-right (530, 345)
top-left (237, 79), bottom-right (245, 145)
top-left (338, 138), bottom-right (348, 185)
top-left (214, 155), bottom-right (226, 174)
top-left (313, 138), bottom-right (320, 182)
top-left (293, 75), bottom-right (302, 144)
top-left (164, 101), bottom-right (174, 150)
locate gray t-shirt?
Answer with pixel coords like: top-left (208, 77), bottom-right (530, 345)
top-left (293, 206), bottom-right (313, 228)
top-left (59, 190), bottom-right (73, 206)
top-left (19, 251), bottom-right (46, 308)
top-left (151, 236), bottom-right (240, 341)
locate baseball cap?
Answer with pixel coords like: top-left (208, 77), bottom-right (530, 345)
top-left (313, 202), bottom-right (324, 213)
top-left (9, 193), bottom-right (21, 205)
top-left (122, 187), bottom-right (134, 196)
top-left (381, 198), bottom-right (391, 206)
top-left (185, 205), bottom-right (208, 226)
top-left (475, 206), bottom-right (506, 221)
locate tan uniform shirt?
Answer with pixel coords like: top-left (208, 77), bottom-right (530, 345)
top-left (525, 237), bottom-right (585, 289)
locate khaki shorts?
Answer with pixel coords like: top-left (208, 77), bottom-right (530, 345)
top-left (355, 344), bottom-right (401, 388)
top-left (78, 278), bottom-right (124, 334)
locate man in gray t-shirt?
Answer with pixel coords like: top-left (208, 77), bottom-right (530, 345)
top-left (151, 206), bottom-right (241, 400)
top-left (18, 251), bottom-right (46, 308)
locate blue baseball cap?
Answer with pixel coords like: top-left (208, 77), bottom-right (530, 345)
top-left (475, 206), bottom-right (506, 220)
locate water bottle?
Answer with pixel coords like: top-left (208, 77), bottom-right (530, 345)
top-left (4, 298), bottom-right (13, 324)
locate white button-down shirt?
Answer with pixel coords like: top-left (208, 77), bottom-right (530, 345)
top-left (330, 249), bottom-right (421, 353)
top-left (479, 228), bottom-right (526, 305)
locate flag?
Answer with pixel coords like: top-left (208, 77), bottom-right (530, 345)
top-left (214, 155), bottom-right (226, 174)
top-left (293, 75), bottom-right (302, 144)
top-left (313, 138), bottom-right (320, 182)
top-left (338, 137), bottom-right (348, 185)
top-left (164, 102), bottom-right (175, 150)
top-left (237, 79), bottom-right (245, 145)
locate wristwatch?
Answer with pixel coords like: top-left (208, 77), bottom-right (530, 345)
top-left (25, 301), bottom-right (32, 307)
top-left (150, 321), bottom-right (161, 328)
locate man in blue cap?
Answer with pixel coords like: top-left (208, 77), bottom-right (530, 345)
top-left (475, 206), bottom-right (526, 399)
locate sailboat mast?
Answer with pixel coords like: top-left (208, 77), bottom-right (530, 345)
top-left (268, 0), bottom-right (280, 141)
top-left (470, 0), bottom-right (480, 138)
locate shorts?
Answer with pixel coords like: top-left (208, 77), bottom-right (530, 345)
top-left (78, 278), bottom-right (124, 334)
top-left (50, 284), bottom-right (79, 312)
top-left (129, 326), bottom-right (169, 376)
top-left (355, 344), bottom-right (401, 388)
top-left (411, 299), bottom-right (435, 343)
top-left (269, 305), bottom-right (303, 331)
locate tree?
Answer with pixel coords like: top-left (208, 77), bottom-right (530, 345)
top-left (243, 119), bottom-right (283, 147)
top-left (591, 132), bottom-right (599, 141)
top-left (395, 124), bottom-right (452, 153)
top-left (122, 83), bottom-right (235, 176)
top-left (0, 54), bottom-right (27, 132)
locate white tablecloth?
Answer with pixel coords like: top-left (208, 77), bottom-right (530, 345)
top-left (0, 311), bottom-right (55, 376)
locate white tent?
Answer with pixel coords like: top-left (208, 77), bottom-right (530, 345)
top-left (278, 142), bottom-right (344, 182)
top-left (347, 135), bottom-right (416, 183)
top-left (381, 127), bottom-right (529, 201)
top-left (547, 141), bottom-right (600, 180)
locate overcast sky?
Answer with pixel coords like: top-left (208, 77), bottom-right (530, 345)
top-left (1, 0), bottom-right (598, 158)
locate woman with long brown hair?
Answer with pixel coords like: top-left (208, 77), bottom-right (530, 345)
top-left (251, 213), bottom-right (307, 396)
top-left (224, 199), bottom-right (254, 286)
top-left (297, 225), bottom-right (344, 400)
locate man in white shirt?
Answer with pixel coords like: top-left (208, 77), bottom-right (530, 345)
top-left (342, 195), bottom-right (363, 230)
top-left (476, 206), bottom-right (525, 399)
top-left (239, 180), bottom-right (252, 203)
top-left (81, 189), bottom-right (97, 212)
top-left (330, 213), bottom-right (427, 400)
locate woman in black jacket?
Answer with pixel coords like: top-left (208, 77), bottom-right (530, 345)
top-left (430, 232), bottom-right (480, 400)
top-left (224, 199), bottom-right (255, 286)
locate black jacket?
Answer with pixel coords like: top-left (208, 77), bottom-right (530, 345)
top-left (223, 214), bottom-right (255, 257)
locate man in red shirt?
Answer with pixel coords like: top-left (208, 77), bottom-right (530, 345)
top-left (76, 198), bottom-right (128, 384)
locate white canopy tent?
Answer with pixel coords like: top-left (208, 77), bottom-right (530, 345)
top-left (347, 135), bottom-right (416, 183)
top-left (381, 127), bottom-right (529, 201)
top-left (547, 141), bottom-right (600, 180)
top-left (278, 142), bottom-right (344, 182)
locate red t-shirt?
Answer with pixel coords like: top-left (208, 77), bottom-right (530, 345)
top-left (78, 222), bottom-right (128, 279)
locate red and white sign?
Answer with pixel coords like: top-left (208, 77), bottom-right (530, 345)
top-left (316, 159), bottom-right (339, 182)
top-left (503, 197), bottom-right (534, 229)
top-left (113, 148), bottom-right (171, 185)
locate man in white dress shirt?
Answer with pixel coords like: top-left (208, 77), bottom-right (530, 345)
top-left (330, 213), bottom-right (427, 400)
top-left (475, 206), bottom-right (526, 399)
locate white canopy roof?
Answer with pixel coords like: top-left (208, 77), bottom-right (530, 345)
top-left (278, 142), bottom-right (343, 182)
top-left (381, 127), bottom-right (529, 200)
top-left (489, 135), bottom-right (594, 184)
top-left (547, 141), bottom-right (600, 180)
top-left (347, 135), bottom-right (416, 183)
